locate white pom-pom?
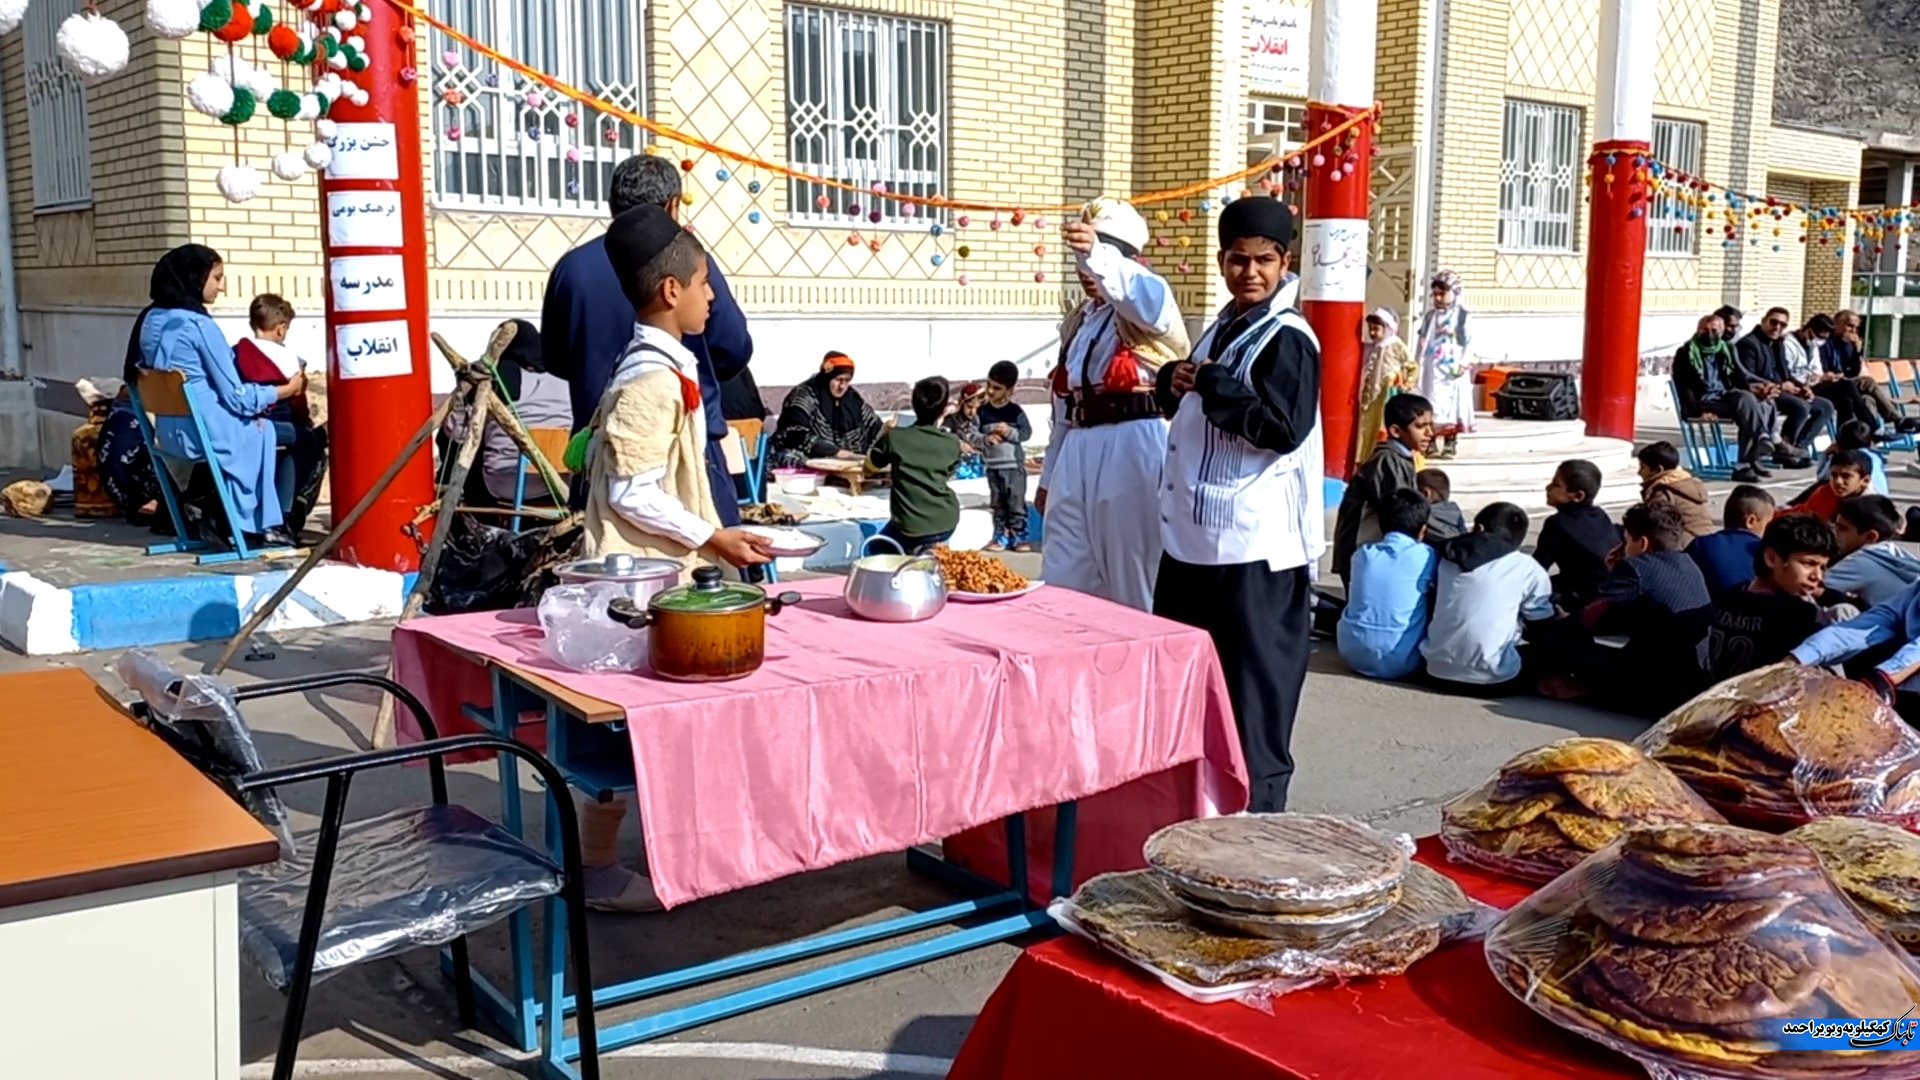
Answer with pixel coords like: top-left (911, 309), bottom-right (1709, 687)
top-left (187, 73), bottom-right (235, 118)
top-left (345, 84), bottom-right (369, 107)
top-left (333, 9), bottom-right (356, 30)
top-left (212, 55), bottom-right (237, 83)
top-left (59, 13), bottom-right (130, 80)
top-left (0, 0), bottom-right (30, 36)
top-left (303, 142), bottom-right (332, 171)
top-left (295, 94), bottom-right (320, 122)
top-left (326, 50), bottom-right (348, 71)
top-left (271, 152), bottom-right (309, 181)
top-left (217, 163), bottom-right (263, 204)
top-left (246, 67), bottom-right (275, 100)
top-left (314, 118), bottom-right (338, 142)
top-left (145, 0), bottom-right (201, 38)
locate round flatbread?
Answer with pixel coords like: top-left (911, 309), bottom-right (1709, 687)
top-left (1559, 763), bottom-right (1704, 822)
top-left (1791, 817), bottom-right (1920, 919)
top-left (1443, 789), bottom-right (1564, 833)
top-left (1144, 814), bottom-right (1408, 915)
top-left (1814, 942), bottom-right (1920, 1019)
top-left (1588, 933), bottom-right (1829, 1027)
top-left (1738, 679), bottom-right (1911, 777)
top-left (1591, 887), bottom-right (1799, 947)
top-left (1545, 810), bottom-right (1626, 852)
top-left (1618, 823), bottom-right (1824, 895)
top-left (1503, 737), bottom-right (1643, 778)
top-left (1462, 817), bottom-right (1566, 860)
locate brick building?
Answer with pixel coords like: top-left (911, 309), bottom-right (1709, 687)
top-left (0, 0), bottom-right (1870, 467)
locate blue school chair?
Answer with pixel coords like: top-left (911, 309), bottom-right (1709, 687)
top-left (508, 426), bottom-right (573, 532)
top-left (1875, 360), bottom-right (1920, 453)
top-left (1666, 379), bottom-right (1737, 480)
top-left (132, 368), bottom-right (290, 564)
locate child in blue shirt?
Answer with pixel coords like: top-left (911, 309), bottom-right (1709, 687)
top-left (1338, 488), bottom-right (1439, 679)
top-left (1686, 484), bottom-right (1775, 594)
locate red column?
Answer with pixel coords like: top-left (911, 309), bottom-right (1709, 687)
top-left (1301, 104), bottom-right (1373, 480)
top-left (1579, 139), bottom-right (1651, 441)
top-left (318, 3), bottom-right (433, 571)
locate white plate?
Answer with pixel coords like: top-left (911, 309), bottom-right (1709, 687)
top-left (948, 580), bottom-right (1045, 603)
top-left (741, 526), bottom-right (827, 557)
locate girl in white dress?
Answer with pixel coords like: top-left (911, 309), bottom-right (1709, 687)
top-left (1417, 270), bottom-right (1474, 458)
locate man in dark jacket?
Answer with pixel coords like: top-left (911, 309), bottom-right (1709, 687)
top-left (1671, 312), bottom-right (1775, 482)
top-left (541, 154), bottom-right (753, 521)
top-left (1732, 306), bottom-right (1825, 464)
top-left (1826, 309), bottom-right (1918, 433)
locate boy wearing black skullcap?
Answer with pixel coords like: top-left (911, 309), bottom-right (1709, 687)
top-left (1153, 196), bottom-right (1323, 813)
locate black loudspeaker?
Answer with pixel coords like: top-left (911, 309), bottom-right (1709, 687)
top-left (1494, 371), bottom-right (1581, 421)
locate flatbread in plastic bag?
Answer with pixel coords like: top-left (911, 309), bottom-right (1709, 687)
top-left (1485, 822), bottom-right (1920, 1080)
top-left (1790, 816), bottom-right (1920, 954)
top-left (1442, 737), bottom-right (1726, 882)
top-left (1634, 664), bottom-right (1920, 830)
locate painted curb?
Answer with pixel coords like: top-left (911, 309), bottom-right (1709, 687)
top-left (0, 564), bottom-right (412, 655)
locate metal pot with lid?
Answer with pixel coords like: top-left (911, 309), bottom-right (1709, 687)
top-left (552, 553), bottom-right (683, 605)
top-left (608, 566), bottom-right (803, 682)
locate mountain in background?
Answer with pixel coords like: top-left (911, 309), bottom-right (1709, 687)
top-left (1776, 0), bottom-right (1920, 137)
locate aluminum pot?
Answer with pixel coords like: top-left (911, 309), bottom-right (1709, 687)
top-left (843, 553), bottom-right (947, 623)
top-left (552, 553), bottom-right (683, 606)
top-left (608, 566), bottom-right (802, 682)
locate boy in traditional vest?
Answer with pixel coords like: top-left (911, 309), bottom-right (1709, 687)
top-left (1152, 197), bottom-right (1323, 813)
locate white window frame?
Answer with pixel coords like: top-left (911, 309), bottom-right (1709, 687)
top-left (1498, 99), bottom-right (1582, 253)
top-left (785, 3), bottom-right (948, 230)
top-left (428, 0), bottom-right (648, 216)
top-left (1245, 95), bottom-right (1306, 168)
top-left (1648, 117), bottom-right (1703, 257)
top-left (24, 0), bottom-right (92, 211)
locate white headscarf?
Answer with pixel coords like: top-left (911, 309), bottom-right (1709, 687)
top-left (1360, 306), bottom-right (1400, 343)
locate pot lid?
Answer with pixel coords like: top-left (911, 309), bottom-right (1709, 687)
top-left (652, 566), bottom-right (766, 613)
top-left (554, 553), bottom-right (683, 582)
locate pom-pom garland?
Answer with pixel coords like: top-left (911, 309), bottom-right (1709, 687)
top-left (187, 72), bottom-right (236, 118)
top-left (271, 151), bottom-right (309, 181)
top-left (212, 0), bottom-right (252, 41)
top-left (57, 12), bottom-right (131, 80)
top-left (221, 86), bottom-right (258, 126)
top-left (216, 163), bottom-right (262, 204)
top-left (198, 0), bottom-right (233, 34)
top-left (0, 0), bottom-right (30, 36)
top-left (267, 88), bottom-right (303, 119)
top-left (302, 141), bottom-right (332, 171)
top-left (145, 0), bottom-right (202, 39)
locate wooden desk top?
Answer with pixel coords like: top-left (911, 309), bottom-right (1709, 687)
top-left (0, 669), bottom-right (281, 910)
top-left (429, 636), bottom-right (626, 723)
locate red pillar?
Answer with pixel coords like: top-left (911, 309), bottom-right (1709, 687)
top-left (1301, 103), bottom-right (1374, 480)
top-left (318, 3), bottom-right (434, 571)
top-left (1579, 139), bottom-right (1651, 441)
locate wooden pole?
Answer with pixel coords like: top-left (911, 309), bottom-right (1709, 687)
top-left (432, 332), bottom-right (568, 501)
top-left (206, 390), bottom-right (459, 675)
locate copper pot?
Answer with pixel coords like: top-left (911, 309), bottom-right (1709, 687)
top-left (608, 566), bottom-right (802, 682)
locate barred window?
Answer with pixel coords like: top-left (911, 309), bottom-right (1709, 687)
top-left (1498, 99), bottom-right (1582, 252)
top-left (24, 0), bottom-right (91, 211)
top-left (786, 4), bottom-right (947, 228)
top-left (1648, 118), bottom-right (1703, 256)
top-left (429, 0), bottom-right (647, 215)
top-left (1245, 96), bottom-right (1306, 167)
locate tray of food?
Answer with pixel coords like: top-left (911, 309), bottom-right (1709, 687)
top-left (1486, 822), bottom-right (1920, 1080)
top-left (1635, 664), bottom-right (1920, 830)
top-left (931, 547), bottom-right (1039, 599)
top-left (1441, 737), bottom-right (1725, 882)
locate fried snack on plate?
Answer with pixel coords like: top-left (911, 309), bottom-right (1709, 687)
top-left (930, 546), bottom-right (1029, 594)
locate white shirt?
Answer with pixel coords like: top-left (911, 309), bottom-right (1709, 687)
top-left (605, 324), bottom-right (715, 551)
top-left (1421, 550), bottom-right (1555, 684)
top-left (246, 336), bottom-right (306, 379)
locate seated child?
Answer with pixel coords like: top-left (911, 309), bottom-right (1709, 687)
top-left (1333, 393), bottom-right (1433, 581)
top-left (1337, 489), bottom-right (1439, 680)
top-left (1686, 484), bottom-right (1775, 594)
top-left (1533, 459), bottom-right (1622, 609)
top-left (1533, 502), bottom-right (1713, 718)
top-left (1636, 441), bottom-right (1714, 543)
top-left (1826, 494), bottom-right (1920, 607)
top-left (1418, 467), bottom-right (1468, 542)
top-left (234, 293), bottom-right (325, 532)
top-left (869, 376), bottom-right (963, 553)
top-left (1705, 512), bottom-right (1838, 683)
top-left (1421, 502), bottom-right (1555, 691)
top-left (1787, 447), bottom-right (1873, 521)
top-left (1792, 578), bottom-right (1920, 725)
top-left (1803, 420), bottom-right (1889, 496)
top-left (976, 360), bottom-right (1035, 551)
top-left (941, 381), bottom-right (987, 480)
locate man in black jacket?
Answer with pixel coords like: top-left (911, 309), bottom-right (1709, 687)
top-left (1826, 309), bottom-right (1918, 433)
top-left (1671, 312), bottom-right (1776, 483)
top-left (1733, 307), bottom-right (1825, 465)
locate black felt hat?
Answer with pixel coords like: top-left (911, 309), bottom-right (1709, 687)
top-left (1218, 197), bottom-right (1295, 250)
top-left (605, 204), bottom-right (686, 299)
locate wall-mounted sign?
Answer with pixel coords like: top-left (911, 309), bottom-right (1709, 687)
top-left (326, 191), bottom-right (404, 248)
top-left (326, 122), bottom-right (400, 181)
top-left (335, 319), bottom-right (412, 380)
top-left (1248, 0), bottom-right (1310, 99)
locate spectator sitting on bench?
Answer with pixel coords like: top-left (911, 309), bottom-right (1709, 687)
top-left (1825, 310), bottom-right (1920, 435)
top-left (1733, 306), bottom-right (1827, 468)
top-left (1670, 312), bottom-right (1776, 483)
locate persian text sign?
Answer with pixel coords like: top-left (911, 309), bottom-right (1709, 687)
top-left (1248, 0), bottom-right (1309, 99)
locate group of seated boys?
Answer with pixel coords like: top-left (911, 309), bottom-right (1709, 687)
top-left (1333, 393), bottom-right (1920, 723)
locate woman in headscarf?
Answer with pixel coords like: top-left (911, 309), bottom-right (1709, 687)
top-left (133, 244), bottom-right (303, 546)
top-left (1417, 271), bottom-right (1475, 458)
top-left (768, 351), bottom-right (885, 469)
top-left (1355, 307), bottom-right (1417, 463)
top-left (440, 318), bottom-right (573, 509)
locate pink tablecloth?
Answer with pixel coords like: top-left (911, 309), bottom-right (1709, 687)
top-left (390, 579), bottom-right (1246, 908)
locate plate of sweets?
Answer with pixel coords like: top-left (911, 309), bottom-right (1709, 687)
top-left (931, 547), bottom-right (1043, 601)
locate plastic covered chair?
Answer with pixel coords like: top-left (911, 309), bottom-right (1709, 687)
top-left (116, 650), bottom-right (599, 1080)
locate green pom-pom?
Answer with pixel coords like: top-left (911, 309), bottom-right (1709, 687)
top-left (321, 35), bottom-right (338, 56)
top-left (292, 43), bottom-right (314, 65)
top-left (267, 89), bottom-right (302, 120)
top-left (199, 0), bottom-right (233, 33)
top-left (252, 5), bottom-right (273, 34)
top-left (347, 52), bottom-right (368, 72)
top-left (220, 86), bottom-right (257, 126)
top-left (312, 91), bottom-right (330, 115)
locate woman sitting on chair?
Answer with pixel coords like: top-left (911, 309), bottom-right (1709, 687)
top-left (131, 245), bottom-right (303, 548)
top-left (439, 319), bottom-right (572, 511)
top-left (768, 351), bottom-right (886, 469)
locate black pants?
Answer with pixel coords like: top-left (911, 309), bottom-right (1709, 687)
top-left (1526, 617), bottom-right (1701, 719)
top-left (987, 467), bottom-right (1027, 542)
top-left (1775, 392), bottom-right (1835, 450)
top-left (1153, 556), bottom-right (1311, 813)
top-left (1696, 391), bottom-right (1773, 465)
top-left (1814, 378), bottom-right (1875, 429)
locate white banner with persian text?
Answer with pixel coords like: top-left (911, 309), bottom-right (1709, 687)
top-left (1247, 0), bottom-right (1310, 99)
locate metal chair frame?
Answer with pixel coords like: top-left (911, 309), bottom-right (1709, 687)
top-left (1666, 378), bottom-right (1738, 480)
top-left (130, 369), bottom-right (291, 564)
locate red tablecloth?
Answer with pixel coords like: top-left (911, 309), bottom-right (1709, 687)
top-left (947, 838), bottom-right (1641, 1080)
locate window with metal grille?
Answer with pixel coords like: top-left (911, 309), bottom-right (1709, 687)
top-left (429, 0), bottom-right (647, 215)
top-left (1649, 118), bottom-right (1703, 256)
top-left (1498, 99), bottom-right (1582, 252)
top-left (786, 4), bottom-right (947, 228)
top-left (1245, 96), bottom-right (1306, 167)
top-left (24, 0), bottom-right (91, 211)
